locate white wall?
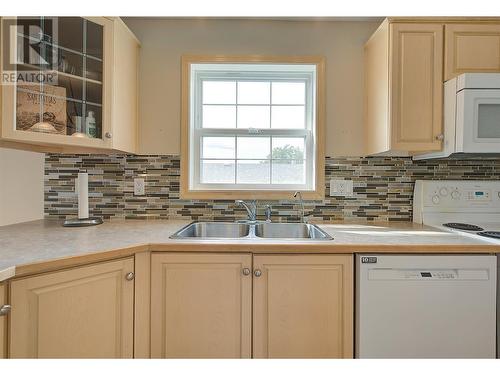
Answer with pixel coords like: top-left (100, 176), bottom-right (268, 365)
top-left (0, 148), bottom-right (44, 226)
top-left (124, 18), bottom-right (381, 156)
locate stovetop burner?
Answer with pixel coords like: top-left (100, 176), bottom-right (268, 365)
top-left (443, 223), bottom-right (485, 231)
top-left (477, 231), bottom-right (500, 240)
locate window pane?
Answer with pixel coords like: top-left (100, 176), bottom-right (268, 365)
top-left (202, 137), bottom-right (235, 159)
top-left (237, 82), bottom-right (270, 104)
top-left (237, 106), bottom-right (270, 128)
top-left (201, 160), bottom-right (235, 183)
top-left (237, 137), bottom-right (270, 159)
top-left (237, 160), bottom-right (270, 184)
top-left (272, 138), bottom-right (305, 159)
top-left (272, 82), bottom-right (305, 105)
top-left (203, 81), bottom-right (236, 104)
top-left (272, 160), bottom-right (305, 184)
top-left (271, 106), bottom-right (305, 129)
top-left (202, 105), bottom-right (236, 128)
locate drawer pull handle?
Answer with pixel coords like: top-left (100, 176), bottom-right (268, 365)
top-left (125, 272), bottom-right (135, 281)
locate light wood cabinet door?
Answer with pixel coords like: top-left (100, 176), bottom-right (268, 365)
top-left (151, 253), bottom-right (252, 358)
top-left (9, 258), bottom-right (134, 358)
top-left (253, 254), bottom-right (353, 358)
top-left (390, 23), bottom-right (444, 152)
top-left (445, 24), bottom-right (500, 81)
top-left (0, 283), bottom-right (7, 358)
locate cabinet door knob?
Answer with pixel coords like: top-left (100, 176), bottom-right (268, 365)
top-left (125, 272), bottom-right (135, 281)
top-left (105, 132), bottom-right (112, 139)
top-left (0, 304), bottom-right (11, 316)
top-left (435, 134), bottom-right (444, 141)
top-left (254, 269), bottom-right (262, 277)
top-left (242, 268), bottom-right (251, 276)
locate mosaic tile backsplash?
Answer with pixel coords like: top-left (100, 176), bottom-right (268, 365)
top-left (44, 155), bottom-right (500, 222)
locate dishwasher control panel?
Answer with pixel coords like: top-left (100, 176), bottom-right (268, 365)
top-left (368, 268), bottom-right (489, 280)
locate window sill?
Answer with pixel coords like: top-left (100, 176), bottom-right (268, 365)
top-left (179, 189), bottom-right (325, 200)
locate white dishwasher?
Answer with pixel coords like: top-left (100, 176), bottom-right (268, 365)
top-left (356, 254), bottom-right (497, 358)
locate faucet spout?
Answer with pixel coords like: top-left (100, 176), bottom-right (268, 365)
top-left (236, 200), bottom-right (257, 222)
top-left (293, 191), bottom-right (308, 223)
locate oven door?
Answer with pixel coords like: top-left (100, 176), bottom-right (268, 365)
top-left (456, 89), bottom-right (500, 153)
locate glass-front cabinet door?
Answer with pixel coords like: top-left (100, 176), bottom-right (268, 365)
top-left (1, 16), bottom-right (112, 149)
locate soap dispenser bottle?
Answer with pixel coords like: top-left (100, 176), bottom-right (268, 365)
top-left (86, 111), bottom-right (97, 138)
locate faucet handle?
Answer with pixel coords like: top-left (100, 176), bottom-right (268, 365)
top-left (264, 204), bottom-right (272, 223)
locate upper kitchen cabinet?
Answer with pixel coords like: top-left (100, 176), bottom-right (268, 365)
top-left (445, 24), bottom-right (500, 80)
top-left (364, 20), bottom-right (444, 155)
top-left (0, 17), bottom-right (139, 153)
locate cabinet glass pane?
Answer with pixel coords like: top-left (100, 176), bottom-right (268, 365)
top-left (16, 86), bottom-right (41, 132)
top-left (55, 47), bottom-right (83, 77)
top-left (39, 94), bottom-right (71, 135)
top-left (86, 20), bottom-right (103, 60)
top-left (56, 17), bottom-right (83, 52)
top-left (477, 104), bottom-right (500, 138)
top-left (85, 57), bottom-right (103, 82)
top-left (46, 75), bottom-right (83, 101)
top-left (85, 81), bottom-right (102, 104)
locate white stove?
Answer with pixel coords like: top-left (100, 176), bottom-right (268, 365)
top-left (413, 180), bottom-right (500, 244)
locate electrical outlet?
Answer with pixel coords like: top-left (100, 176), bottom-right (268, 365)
top-left (134, 178), bottom-right (145, 196)
top-left (330, 179), bottom-right (354, 197)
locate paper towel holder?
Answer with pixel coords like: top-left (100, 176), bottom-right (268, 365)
top-left (63, 172), bottom-right (103, 227)
top-left (63, 217), bottom-right (103, 227)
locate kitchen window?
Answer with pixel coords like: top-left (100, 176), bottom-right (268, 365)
top-left (181, 56), bottom-right (325, 199)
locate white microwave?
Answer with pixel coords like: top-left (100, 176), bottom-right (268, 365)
top-left (415, 73), bottom-right (500, 160)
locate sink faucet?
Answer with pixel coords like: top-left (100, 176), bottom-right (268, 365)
top-left (293, 191), bottom-right (308, 223)
top-left (236, 200), bottom-right (257, 222)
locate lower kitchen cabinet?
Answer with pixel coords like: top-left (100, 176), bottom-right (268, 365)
top-left (0, 283), bottom-right (7, 358)
top-left (253, 254), bottom-right (353, 358)
top-left (9, 258), bottom-right (135, 358)
top-left (150, 252), bottom-right (353, 359)
top-left (150, 253), bottom-right (252, 358)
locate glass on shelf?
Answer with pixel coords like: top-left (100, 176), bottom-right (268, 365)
top-left (86, 20), bottom-right (103, 60)
top-left (66, 101), bottom-right (84, 136)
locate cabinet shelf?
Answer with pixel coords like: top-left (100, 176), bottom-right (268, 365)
top-left (18, 63), bottom-right (102, 85)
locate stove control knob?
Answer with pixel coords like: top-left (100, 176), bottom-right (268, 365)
top-left (451, 190), bottom-right (461, 200)
top-left (432, 195), bottom-right (440, 205)
top-left (439, 187), bottom-right (448, 196)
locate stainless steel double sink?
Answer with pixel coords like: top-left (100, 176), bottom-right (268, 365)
top-left (170, 221), bottom-right (333, 240)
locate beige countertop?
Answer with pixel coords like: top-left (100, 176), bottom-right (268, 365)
top-left (0, 219), bottom-right (498, 282)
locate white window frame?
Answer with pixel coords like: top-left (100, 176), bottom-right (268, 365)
top-left (188, 63), bottom-right (317, 192)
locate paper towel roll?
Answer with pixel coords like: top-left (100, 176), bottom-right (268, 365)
top-left (77, 172), bottom-right (89, 219)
